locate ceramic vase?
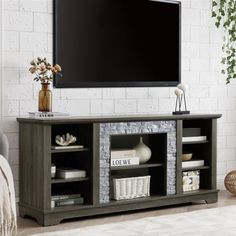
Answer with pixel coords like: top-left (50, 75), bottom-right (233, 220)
top-left (134, 137), bottom-right (152, 164)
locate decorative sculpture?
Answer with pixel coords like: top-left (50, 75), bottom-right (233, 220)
top-left (55, 133), bottom-right (77, 146)
top-left (173, 83), bottom-right (190, 115)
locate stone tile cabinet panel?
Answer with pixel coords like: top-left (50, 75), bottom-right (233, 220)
top-left (17, 113), bottom-right (221, 226)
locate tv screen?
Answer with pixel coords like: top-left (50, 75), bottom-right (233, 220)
top-left (53, 0), bottom-right (181, 88)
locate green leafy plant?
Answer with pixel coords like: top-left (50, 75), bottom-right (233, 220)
top-left (212, 0), bottom-right (236, 84)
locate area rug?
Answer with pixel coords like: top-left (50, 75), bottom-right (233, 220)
top-left (32, 205), bottom-right (236, 236)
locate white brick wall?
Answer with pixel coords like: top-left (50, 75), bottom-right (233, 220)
top-left (1, 0), bottom-right (235, 197)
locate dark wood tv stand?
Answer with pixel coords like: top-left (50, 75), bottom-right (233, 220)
top-left (17, 113), bottom-right (221, 226)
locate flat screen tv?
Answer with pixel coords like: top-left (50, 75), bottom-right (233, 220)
top-left (53, 0), bottom-right (181, 88)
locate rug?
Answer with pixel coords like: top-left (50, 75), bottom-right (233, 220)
top-left (32, 205), bottom-right (236, 236)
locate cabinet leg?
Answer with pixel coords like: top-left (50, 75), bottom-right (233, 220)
top-left (43, 216), bottom-right (62, 226)
top-left (205, 196), bottom-right (218, 204)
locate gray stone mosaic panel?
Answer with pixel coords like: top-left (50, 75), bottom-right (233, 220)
top-left (99, 121), bottom-right (177, 204)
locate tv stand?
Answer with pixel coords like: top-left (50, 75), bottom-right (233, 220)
top-left (17, 113), bottom-right (221, 226)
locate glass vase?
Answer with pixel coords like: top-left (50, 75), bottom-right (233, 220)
top-left (38, 83), bottom-right (52, 112)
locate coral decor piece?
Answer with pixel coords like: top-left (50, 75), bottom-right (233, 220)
top-left (55, 133), bottom-right (77, 146)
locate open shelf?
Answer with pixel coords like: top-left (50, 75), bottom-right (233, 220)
top-left (111, 163), bottom-right (163, 171)
top-left (51, 148), bottom-right (90, 154)
top-left (182, 165), bottom-right (210, 172)
top-left (51, 177), bottom-right (90, 184)
top-left (110, 133), bottom-right (167, 200)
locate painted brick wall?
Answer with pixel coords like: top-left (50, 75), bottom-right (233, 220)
top-left (1, 0), bottom-right (235, 198)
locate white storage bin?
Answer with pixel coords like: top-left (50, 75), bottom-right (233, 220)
top-left (112, 175), bottom-right (151, 200)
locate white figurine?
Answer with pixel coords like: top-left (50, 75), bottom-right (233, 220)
top-left (173, 83), bottom-right (190, 115)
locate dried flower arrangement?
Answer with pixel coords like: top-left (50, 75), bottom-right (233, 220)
top-left (29, 57), bottom-right (62, 84)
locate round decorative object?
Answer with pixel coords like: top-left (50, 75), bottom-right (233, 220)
top-left (177, 83), bottom-right (189, 92)
top-left (182, 152), bottom-right (193, 161)
top-left (174, 88), bottom-right (183, 97)
top-left (134, 137), bottom-right (152, 164)
top-left (224, 170), bottom-right (236, 194)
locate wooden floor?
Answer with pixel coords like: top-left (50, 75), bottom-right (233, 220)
top-left (18, 190), bottom-right (236, 236)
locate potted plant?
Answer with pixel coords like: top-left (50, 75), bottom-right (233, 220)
top-left (29, 57), bottom-right (62, 112)
top-left (212, 0), bottom-right (236, 84)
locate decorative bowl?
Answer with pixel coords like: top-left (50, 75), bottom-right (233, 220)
top-left (182, 153), bottom-right (193, 161)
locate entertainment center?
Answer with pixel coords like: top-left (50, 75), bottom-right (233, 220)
top-left (17, 113), bottom-right (221, 226)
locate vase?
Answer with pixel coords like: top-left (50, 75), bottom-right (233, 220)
top-left (38, 83), bottom-right (52, 112)
top-left (134, 137), bottom-right (152, 164)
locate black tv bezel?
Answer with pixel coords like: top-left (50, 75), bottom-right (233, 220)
top-left (53, 0), bottom-right (181, 88)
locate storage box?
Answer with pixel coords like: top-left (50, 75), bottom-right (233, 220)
top-left (112, 175), bottom-right (151, 200)
top-left (182, 170), bottom-right (200, 192)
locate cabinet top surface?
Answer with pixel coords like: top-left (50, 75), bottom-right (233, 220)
top-left (17, 113), bottom-right (222, 124)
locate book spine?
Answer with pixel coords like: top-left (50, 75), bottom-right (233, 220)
top-left (52, 194), bottom-right (81, 201)
top-left (55, 197), bottom-right (84, 207)
top-left (111, 150), bottom-right (136, 158)
top-left (182, 160), bottom-right (204, 168)
top-left (57, 171), bottom-right (86, 179)
top-left (182, 136), bottom-right (207, 142)
top-left (111, 157), bottom-right (139, 167)
top-left (52, 145), bottom-right (84, 150)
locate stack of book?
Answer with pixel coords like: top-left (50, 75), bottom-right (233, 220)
top-left (51, 193), bottom-right (84, 208)
top-left (29, 112), bottom-right (70, 118)
top-left (56, 168), bottom-right (86, 179)
top-left (111, 149), bottom-right (139, 167)
top-left (182, 136), bottom-right (207, 142)
top-left (182, 159), bottom-right (205, 169)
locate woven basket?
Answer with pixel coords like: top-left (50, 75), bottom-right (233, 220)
top-left (112, 175), bottom-right (151, 200)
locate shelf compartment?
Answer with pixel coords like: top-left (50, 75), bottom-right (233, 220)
top-left (182, 165), bottom-right (210, 172)
top-left (111, 163), bottom-right (164, 171)
top-left (51, 181), bottom-right (93, 205)
top-left (51, 177), bottom-right (90, 184)
top-left (51, 148), bottom-right (90, 154)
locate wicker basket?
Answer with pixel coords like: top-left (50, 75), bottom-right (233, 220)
top-left (112, 175), bottom-right (151, 200)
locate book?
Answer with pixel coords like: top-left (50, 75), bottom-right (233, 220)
top-left (51, 145), bottom-right (84, 150)
top-left (111, 157), bottom-right (140, 167)
top-left (51, 193), bottom-right (81, 201)
top-left (111, 149), bottom-right (136, 159)
top-left (182, 136), bottom-right (207, 142)
top-left (56, 168), bottom-right (86, 179)
top-left (182, 159), bottom-right (205, 168)
top-left (52, 197), bottom-right (84, 208)
top-left (182, 170), bottom-right (200, 192)
top-left (29, 112), bottom-right (70, 118)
